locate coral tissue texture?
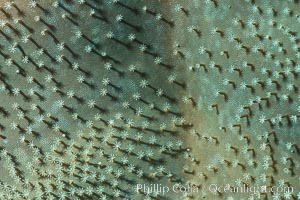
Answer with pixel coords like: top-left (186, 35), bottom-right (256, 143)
top-left (0, 0), bottom-right (299, 200)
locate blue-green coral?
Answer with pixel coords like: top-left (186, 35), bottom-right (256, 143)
top-left (0, 0), bottom-right (298, 200)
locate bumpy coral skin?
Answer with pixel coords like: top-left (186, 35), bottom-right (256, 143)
top-left (0, 0), bottom-right (299, 200)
